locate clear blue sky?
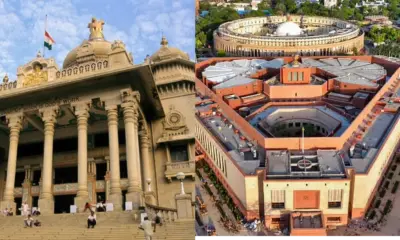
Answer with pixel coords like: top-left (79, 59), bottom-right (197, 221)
top-left (0, 0), bottom-right (195, 80)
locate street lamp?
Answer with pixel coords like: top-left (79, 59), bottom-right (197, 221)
top-left (176, 172), bottom-right (186, 195)
top-left (146, 178), bottom-right (152, 192)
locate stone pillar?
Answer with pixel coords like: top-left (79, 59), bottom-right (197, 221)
top-left (121, 90), bottom-right (142, 209)
top-left (140, 130), bottom-right (156, 204)
top-left (175, 194), bottom-right (194, 221)
top-left (22, 166), bottom-right (33, 208)
top-left (38, 107), bottom-right (58, 215)
top-left (104, 156), bottom-right (111, 202)
top-left (105, 104), bottom-right (122, 211)
top-left (73, 102), bottom-right (91, 210)
top-left (0, 113), bottom-right (23, 214)
top-left (87, 159), bottom-right (96, 203)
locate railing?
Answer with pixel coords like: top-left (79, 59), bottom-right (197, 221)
top-left (145, 202), bottom-right (178, 223)
top-left (165, 160), bottom-right (196, 181)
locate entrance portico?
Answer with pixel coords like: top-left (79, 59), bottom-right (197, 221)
top-left (0, 86), bottom-right (153, 214)
top-left (0, 17), bottom-right (196, 216)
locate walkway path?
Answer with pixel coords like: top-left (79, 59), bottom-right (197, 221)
top-left (196, 182), bottom-right (266, 240)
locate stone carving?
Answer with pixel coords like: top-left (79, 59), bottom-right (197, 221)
top-left (53, 183), bottom-right (78, 193)
top-left (96, 180), bottom-right (105, 190)
top-left (31, 186), bottom-right (40, 195)
top-left (111, 40), bottom-right (126, 51)
top-left (14, 187), bottom-right (23, 196)
top-left (161, 105), bottom-right (189, 138)
top-left (23, 63), bottom-right (48, 87)
top-left (88, 17), bottom-right (105, 40)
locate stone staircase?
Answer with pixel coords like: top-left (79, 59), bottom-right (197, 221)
top-left (0, 212), bottom-right (194, 240)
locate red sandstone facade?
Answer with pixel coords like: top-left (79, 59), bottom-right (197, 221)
top-left (195, 55), bottom-right (400, 235)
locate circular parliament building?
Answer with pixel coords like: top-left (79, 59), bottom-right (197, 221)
top-left (214, 15), bottom-right (364, 57)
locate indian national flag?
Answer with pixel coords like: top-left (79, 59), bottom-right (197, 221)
top-left (44, 31), bottom-right (55, 50)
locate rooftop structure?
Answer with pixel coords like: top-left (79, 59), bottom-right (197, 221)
top-left (195, 55), bottom-right (400, 235)
top-left (214, 15), bottom-right (364, 57)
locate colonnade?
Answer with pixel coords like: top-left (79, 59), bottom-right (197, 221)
top-left (0, 89), bottom-right (153, 214)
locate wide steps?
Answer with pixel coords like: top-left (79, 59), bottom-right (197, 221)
top-left (0, 212), bottom-right (194, 239)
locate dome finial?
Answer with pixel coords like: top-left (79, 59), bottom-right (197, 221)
top-left (88, 17), bottom-right (105, 40)
top-left (3, 74), bottom-right (9, 83)
top-left (36, 50), bottom-right (42, 58)
top-left (161, 34), bottom-right (168, 47)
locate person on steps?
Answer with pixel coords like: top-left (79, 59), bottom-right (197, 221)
top-left (153, 210), bottom-right (163, 232)
top-left (24, 214), bottom-right (34, 228)
top-left (139, 216), bottom-right (155, 240)
top-left (87, 210), bottom-right (97, 229)
top-left (21, 201), bottom-right (29, 217)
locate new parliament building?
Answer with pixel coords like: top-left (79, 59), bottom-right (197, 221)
top-left (195, 55), bottom-right (400, 235)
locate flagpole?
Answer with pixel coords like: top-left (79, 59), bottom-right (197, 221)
top-left (43, 14), bottom-right (47, 58)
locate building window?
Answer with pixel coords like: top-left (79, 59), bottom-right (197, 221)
top-left (271, 190), bottom-right (285, 209)
top-left (271, 202), bottom-right (285, 209)
top-left (288, 123), bottom-right (293, 128)
top-left (295, 122), bottom-right (301, 127)
top-left (169, 143), bottom-right (189, 162)
top-left (328, 202), bottom-right (342, 208)
top-left (288, 72), bottom-right (292, 81)
top-left (328, 189), bottom-right (343, 209)
top-left (299, 72), bottom-right (304, 81)
top-left (293, 72), bottom-right (298, 81)
top-left (271, 218), bottom-right (281, 224)
top-left (327, 217), bottom-right (341, 223)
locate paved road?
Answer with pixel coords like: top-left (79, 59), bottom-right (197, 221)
top-left (195, 180), bottom-right (266, 236)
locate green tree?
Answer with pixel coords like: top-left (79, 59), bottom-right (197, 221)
top-left (217, 50), bottom-right (226, 57)
top-left (352, 46), bottom-right (359, 55)
top-left (258, 0), bottom-right (272, 10)
top-left (285, 0), bottom-right (297, 13)
top-left (275, 2), bottom-right (286, 15)
top-left (196, 32), bottom-right (207, 49)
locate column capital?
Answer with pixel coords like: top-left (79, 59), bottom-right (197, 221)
top-left (39, 107), bottom-right (59, 123)
top-left (72, 101), bottom-right (91, 117)
top-left (120, 89), bottom-right (140, 104)
top-left (6, 113), bottom-right (23, 129)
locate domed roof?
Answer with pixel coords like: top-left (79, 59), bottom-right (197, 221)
top-left (63, 40), bottom-right (112, 68)
top-left (63, 17), bottom-right (112, 69)
top-left (150, 36), bottom-right (190, 63)
top-left (275, 22), bottom-right (303, 36)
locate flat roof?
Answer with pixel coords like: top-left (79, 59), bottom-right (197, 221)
top-left (349, 112), bottom-right (397, 173)
top-left (266, 150), bottom-right (346, 178)
top-left (200, 111), bottom-right (260, 175)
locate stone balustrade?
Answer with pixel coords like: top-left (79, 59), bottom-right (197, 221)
top-left (56, 60), bottom-right (109, 80)
top-left (145, 202), bottom-right (178, 223)
top-left (164, 160), bottom-right (196, 182)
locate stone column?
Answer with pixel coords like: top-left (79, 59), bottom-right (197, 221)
top-left (22, 166), bottom-right (33, 208)
top-left (140, 130), bottom-right (155, 204)
top-left (0, 113), bottom-right (23, 214)
top-left (73, 102), bottom-right (91, 210)
top-left (104, 156), bottom-right (111, 202)
top-left (105, 104), bottom-right (122, 210)
top-left (121, 91), bottom-right (142, 209)
top-left (87, 159), bottom-right (96, 203)
top-left (38, 107), bottom-right (58, 215)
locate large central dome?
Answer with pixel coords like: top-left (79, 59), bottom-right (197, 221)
top-left (275, 22), bottom-right (303, 36)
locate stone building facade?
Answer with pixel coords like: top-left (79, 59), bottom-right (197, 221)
top-left (214, 16), bottom-right (364, 57)
top-left (0, 18), bottom-right (195, 216)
